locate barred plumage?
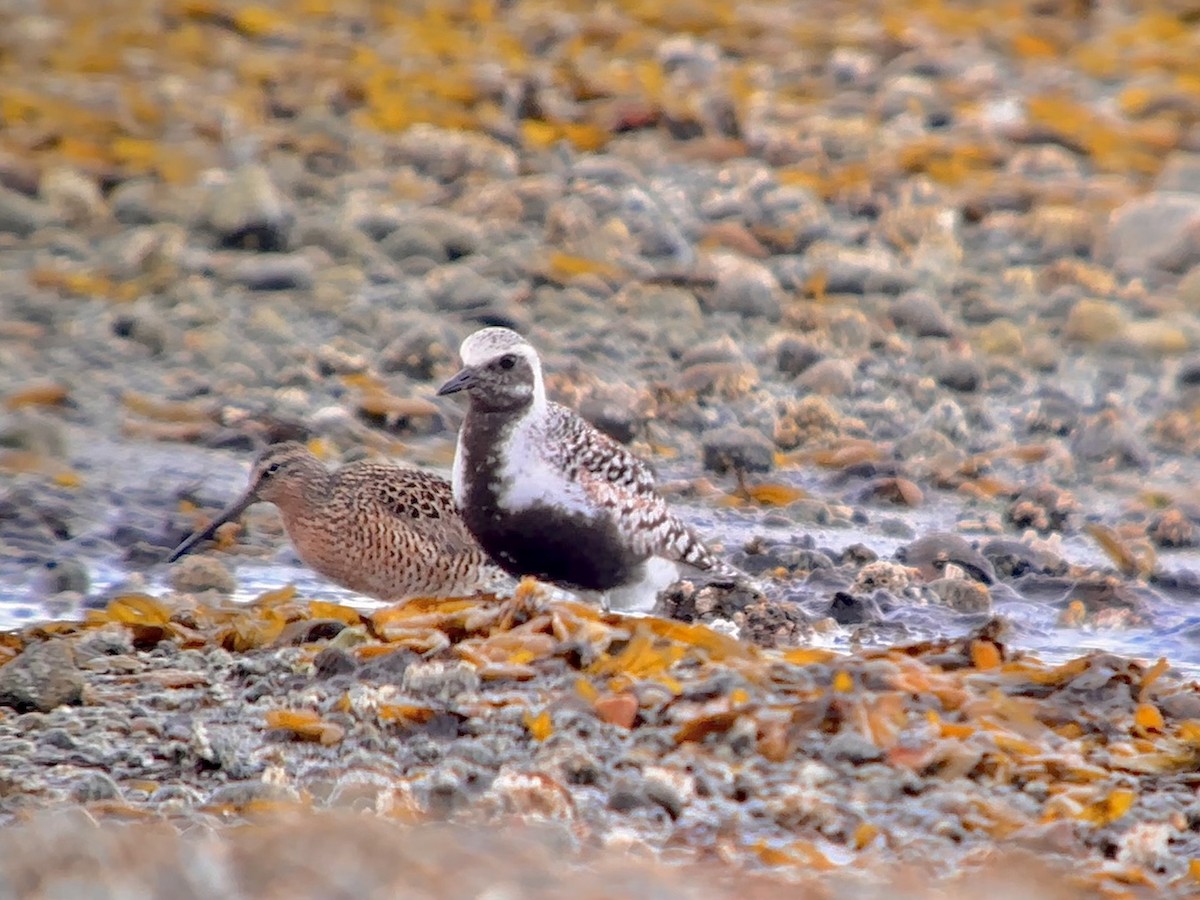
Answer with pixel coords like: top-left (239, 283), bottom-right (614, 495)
top-left (437, 327), bottom-right (747, 611)
top-left (167, 442), bottom-right (504, 601)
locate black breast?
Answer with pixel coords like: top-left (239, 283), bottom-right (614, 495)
top-left (458, 409), bottom-right (641, 592)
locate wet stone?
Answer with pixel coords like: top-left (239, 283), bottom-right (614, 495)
top-left (1071, 412), bottom-right (1149, 470)
top-left (0, 639), bottom-right (84, 713)
top-left (929, 578), bottom-right (992, 614)
top-left (796, 357), bottom-right (855, 396)
top-left (0, 184), bottom-right (56, 236)
top-left (68, 771), bottom-right (123, 804)
top-left (35, 559), bottom-right (90, 596)
top-left (227, 253), bottom-right (316, 291)
top-left (899, 534), bottom-right (996, 584)
top-left (936, 356), bottom-right (982, 392)
top-left (774, 334), bottom-right (825, 376)
top-left (1103, 191), bottom-right (1200, 276)
top-left (1149, 508), bottom-right (1197, 548)
top-left (169, 555), bottom-right (237, 595)
top-left (701, 424), bottom-right (774, 474)
top-left (889, 292), bottom-right (954, 338)
top-left (827, 591), bottom-right (888, 625)
top-left (205, 164), bottom-right (292, 251)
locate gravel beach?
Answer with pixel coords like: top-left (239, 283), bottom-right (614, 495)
top-left (4, 0), bottom-right (1200, 895)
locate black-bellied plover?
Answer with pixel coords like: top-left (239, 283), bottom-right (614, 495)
top-left (437, 327), bottom-right (745, 611)
top-left (168, 442), bottom-right (503, 601)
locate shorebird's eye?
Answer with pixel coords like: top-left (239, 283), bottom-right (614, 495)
top-left (498, 354), bottom-right (516, 370)
top-left (264, 462), bottom-right (282, 477)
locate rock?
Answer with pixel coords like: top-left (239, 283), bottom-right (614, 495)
top-left (796, 357), bottom-right (854, 395)
top-left (35, 559), bottom-right (90, 596)
top-left (1177, 355), bottom-right (1200, 387)
top-left (0, 184), bottom-right (55, 236)
top-left (1005, 484), bottom-right (1080, 533)
top-left (1125, 320), bottom-right (1191, 356)
top-left (109, 178), bottom-right (167, 225)
top-left (169, 555), bottom-right (237, 595)
top-left (40, 167), bottom-right (106, 226)
top-left (1063, 298), bottom-right (1126, 343)
top-left (936, 356), bottom-right (982, 392)
top-left (1149, 508), bottom-right (1196, 548)
top-left (1103, 192), bottom-right (1200, 275)
top-left (578, 382), bottom-right (645, 444)
top-left (701, 424), bottom-right (774, 474)
top-left (1072, 411), bottom-right (1149, 470)
top-left (69, 771), bottom-right (123, 803)
top-left (1179, 265), bottom-right (1200, 313)
top-left (425, 265), bottom-right (501, 314)
top-left (804, 242), bottom-right (913, 294)
top-left (773, 334), bottom-right (824, 376)
top-left (393, 125), bottom-right (519, 182)
top-left (975, 319), bottom-right (1024, 356)
top-left (0, 639), bottom-right (85, 712)
top-left (206, 164), bottom-right (292, 251)
top-left (227, 252), bottom-right (316, 291)
top-left (0, 410), bottom-right (68, 457)
top-left (822, 730), bottom-right (884, 765)
top-left (382, 209), bottom-right (481, 264)
top-left (889, 292), bottom-right (954, 337)
top-left (1154, 152), bottom-right (1200, 195)
top-left (899, 534), bottom-right (996, 584)
top-left (929, 578), bottom-right (992, 613)
top-left (378, 318), bottom-right (460, 380)
top-left (704, 252), bottom-right (782, 319)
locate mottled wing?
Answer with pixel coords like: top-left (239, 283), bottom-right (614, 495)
top-left (541, 404), bottom-right (725, 570)
top-left (356, 464), bottom-right (475, 556)
top-left (543, 403), bottom-right (658, 494)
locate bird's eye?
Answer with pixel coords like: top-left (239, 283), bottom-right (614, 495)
top-left (498, 354), bottom-right (516, 370)
top-left (264, 462), bottom-right (282, 477)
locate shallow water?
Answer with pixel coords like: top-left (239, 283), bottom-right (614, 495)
top-left (3, 431), bottom-right (1199, 677)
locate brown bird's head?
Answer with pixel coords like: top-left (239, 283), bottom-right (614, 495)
top-left (167, 441), bottom-right (326, 563)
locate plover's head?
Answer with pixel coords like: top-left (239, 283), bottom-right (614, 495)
top-left (437, 327), bottom-right (544, 413)
top-left (166, 442), bottom-right (325, 562)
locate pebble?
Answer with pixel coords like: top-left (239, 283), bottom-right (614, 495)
top-left (804, 243), bottom-right (913, 294)
top-left (169, 556), bottom-right (237, 595)
top-left (795, 357), bottom-right (854, 395)
top-left (1103, 192), bottom-right (1200, 276)
top-left (929, 578), bottom-right (992, 614)
top-left (773, 334), bottom-right (825, 376)
top-left (226, 252), bottom-right (316, 291)
top-left (35, 559), bottom-right (90, 596)
top-left (701, 424), bottom-right (775, 474)
top-left (889, 292), bottom-right (954, 338)
top-left (1063, 298), bottom-right (1126, 343)
top-left (0, 639), bottom-right (84, 712)
top-left (0, 184), bottom-right (56, 236)
top-left (899, 534), bottom-right (996, 585)
top-left (382, 209), bottom-right (481, 264)
top-left (40, 168), bottom-right (106, 226)
top-left (935, 356), bottom-right (982, 392)
top-left (1154, 151), bottom-right (1200, 195)
top-left (704, 252), bottom-right (783, 320)
top-left (205, 164), bottom-right (292, 251)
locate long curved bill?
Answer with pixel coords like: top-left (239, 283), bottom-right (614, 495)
top-left (166, 491), bottom-right (258, 563)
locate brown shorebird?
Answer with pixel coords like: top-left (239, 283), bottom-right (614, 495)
top-left (436, 326), bottom-right (750, 612)
top-left (168, 441), bottom-right (504, 601)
